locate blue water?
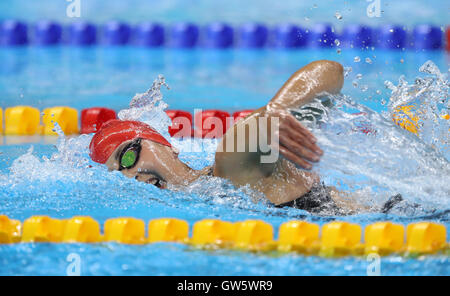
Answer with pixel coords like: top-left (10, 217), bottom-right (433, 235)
top-left (0, 0), bottom-right (449, 25)
top-left (1, 243), bottom-right (449, 276)
top-left (0, 47), bottom-right (448, 112)
top-left (1, 0), bottom-right (449, 276)
top-left (0, 122), bottom-right (449, 276)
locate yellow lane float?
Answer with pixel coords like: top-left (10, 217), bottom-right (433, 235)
top-left (62, 216), bottom-right (101, 243)
top-left (0, 215), bottom-right (448, 257)
top-left (392, 105), bottom-right (449, 135)
top-left (104, 217), bottom-right (146, 244)
top-left (0, 108), bottom-right (3, 134)
top-left (4, 106), bottom-right (40, 135)
top-left (148, 218), bottom-right (189, 243)
top-left (277, 221), bottom-right (320, 253)
top-left (392, 105), bottom-right (420, 135)
top-left (22, 216), bottom-right (66, 243)
top-left (406, 222), bottom-right (447, 254)
top-left (42, 106), bottom-right (79, 135)
top-left (191, 219), bottom-right (235, 247)
top-left (0, 215), bottom-right (21, 244)
top-left (364, 222), bottom-right (405, 255)
top-left (320, 222), bottom-right (363, 257)
top-left (233, 220), bottom-right (276, 252)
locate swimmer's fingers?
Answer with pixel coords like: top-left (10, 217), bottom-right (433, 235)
top-left (277, 144), bottom-right (313, 170)
top-left (268, 111), bottom-right (323, 165)
top-left (279, 117), bottom-right (323, 156)
top-left (268, 110), bottom-right (314, 140)
top-left (278, 133), bottom-right (320, 164)
top-left (285, 114), bottom-right (317, 142)
top-left (280, 125), bottom-right (323, 157)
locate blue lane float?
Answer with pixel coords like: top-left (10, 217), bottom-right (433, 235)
top-left (272, 24), bottom-right (308, 48)
top-left (1, 20), bottom-right (447, 51)
top-left (238, 23), bottom-right (268, 48)
top-left (0, 20), bottom-right (28, 46)
top-left (375, 25), bottom-right (407, 49)
top-left (309, 23), bottom-right (336, 48)
top-left (101, 21), bottom-right (131, 46)
top-left (33, 21), bottom-right (62, 45)
top-left (411, 24), bottom-right (443, 50)
top-left (340, 24), bottom-right (373, 49)
top-left (133, 22), bottom-right (165, 47)
top-left (68, 22), bottom-right (97, 46)
top-left (204, 22), bottom-right (234, 49)
top-left (169, 22), bottom-right (199, 48)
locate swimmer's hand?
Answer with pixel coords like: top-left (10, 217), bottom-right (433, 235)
top-left (268, 109), bottom-right (323, 170)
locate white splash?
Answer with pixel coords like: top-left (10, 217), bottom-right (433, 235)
top-left (384, 60), bottom-right (449, 157)
top-left (291, 61), bottom-right (449, 211)
top-left (118, 74), bottom-right (173, 141)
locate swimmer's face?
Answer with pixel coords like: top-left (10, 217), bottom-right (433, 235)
top-left (105, 138), bottom-right (189, 188)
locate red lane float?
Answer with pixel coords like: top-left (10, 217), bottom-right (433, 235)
top-left (2, 107), bottom-right (259, 138)
top-left (233, 110), bottom-right (254, 122)
top-left (352, 112), bottom-right (377, 135)
top-left (81, 107), bottom-right (117, 134)
top-left (165, 110), bottom-right (193, 138)
top-left (194, 110), bottom-right (231, 138)
top-left (446, 26), bottom-right (450, 51)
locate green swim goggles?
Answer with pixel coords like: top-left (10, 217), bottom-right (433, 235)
top-left (118, 138), bottom-right (142, 171)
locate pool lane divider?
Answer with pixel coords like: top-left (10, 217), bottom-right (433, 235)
top-left (0, 215), bottom-right (448, 257)
top-left (1, 106), bottom-right (448, 138)
top-left (0, 20), bottom-right (448, 51)
top-left (0, 106), bottom-right (253, 138)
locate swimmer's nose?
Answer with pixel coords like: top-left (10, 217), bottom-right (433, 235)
top-left (135, 174), bottom-right (166, 189)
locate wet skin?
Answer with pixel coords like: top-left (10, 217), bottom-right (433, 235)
top-left (105, 138), bottom-right (207, 188)
top-left (106, 60), bottom-right (357, 208)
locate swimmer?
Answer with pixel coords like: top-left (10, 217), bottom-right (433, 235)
top-left (89, 60), bottom-right (402, 215)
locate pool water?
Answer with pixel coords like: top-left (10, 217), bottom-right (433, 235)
top-left (0, 48), bottom-right (449, 275)
top-left (1, 47), bottom-right (448, 110)
top-left (1, 0), bottom-right (449, 25)
top-left (0, 136), bottom-right (449, 275)
top-left (0, 0), bottom-right (449, 276)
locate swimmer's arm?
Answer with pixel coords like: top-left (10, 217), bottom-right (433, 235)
top-left (260, 60), bottom-right (344, 170)
top-left (214, 60), bottom-right (344, 184)
top-left (266, 60), bottom-right (344, 112)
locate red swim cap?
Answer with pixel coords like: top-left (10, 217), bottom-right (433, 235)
top-left (89, 119), bottom-right (171, 164)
